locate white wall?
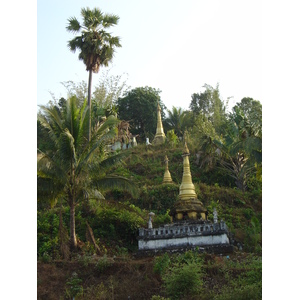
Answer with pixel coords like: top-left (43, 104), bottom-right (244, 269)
top-left (138, 233), bottom-right (229, 250)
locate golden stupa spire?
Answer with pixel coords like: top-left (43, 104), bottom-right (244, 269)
top-left (152, 104), bottom-right (166, 145)
top-left (178, 142), bottom-right (197, 201)
top-left (183, 141), bottom-right (190, 155)
top-left (172, 142), bottom-right (207, 221)
top-left (162, 155), bottom-right (173, 184)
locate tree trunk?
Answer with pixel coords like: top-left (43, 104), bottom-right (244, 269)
top-left (86, 221), bottom-right (101, 255)
top-left (59, 208), bottom-right (70, 259)
top-left (87, 69), bottom-right (93, 142)
top-left (69, 202), bottom-right (77, 250)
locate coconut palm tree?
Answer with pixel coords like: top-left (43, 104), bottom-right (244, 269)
top-left (66, 7), bottom-right (121, 141)
top-left (37, 96), bottom-right (137, 250)
top-left (165, 106), bottom-right (193, 138)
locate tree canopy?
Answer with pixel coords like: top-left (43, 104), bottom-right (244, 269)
top-left (116, 86), bottom-right (166, 141)
top-left (189, 84), bottom-right (227, 135)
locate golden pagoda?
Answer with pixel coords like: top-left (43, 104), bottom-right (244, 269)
top-left (152, 104), bottom-right (166, 145)
top-left (162, 155), bottom-right (173, 184)
top-left (172, 142), bottom-right (207, 220)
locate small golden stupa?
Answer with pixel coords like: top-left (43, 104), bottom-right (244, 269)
top-left (162, 155), bottom-right (173, 184)
top-left (172, 142), bottom-right (207, 220)
top-left (152, 104), bottom-right (166, 145)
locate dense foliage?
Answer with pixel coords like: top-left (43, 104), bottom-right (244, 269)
top-left (116, 86), bottom-right (166, 141)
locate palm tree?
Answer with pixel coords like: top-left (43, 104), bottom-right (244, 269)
top-left (66, 7), bottom-right (121, 141)
top-left (196, 134), bottom-right (221, 171)
top-left (214, 107), bottom-right (262, 191)
top-left (37, 96), bottom-right (137, 250)
top-left (165, 106), bottom-right (193, 138)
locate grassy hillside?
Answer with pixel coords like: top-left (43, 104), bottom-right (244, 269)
top-left (37, 142), bottom-right (262, 299)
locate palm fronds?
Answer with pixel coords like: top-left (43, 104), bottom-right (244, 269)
top-left (38, 97), bottom-right (138, 248)
top-left (92, 176), bottom-right (139, 199)
top-left (66, 7), bottom-right (121, 73)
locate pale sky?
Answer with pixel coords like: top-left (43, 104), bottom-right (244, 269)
top-left (38, 0), bottom-right (262, 111)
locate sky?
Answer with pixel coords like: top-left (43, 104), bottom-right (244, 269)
top-left (37, 0), bottom-right (262, 111)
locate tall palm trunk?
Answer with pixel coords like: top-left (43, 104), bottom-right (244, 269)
top-left (69, 198), bottom-right (77, 250)
top-left (87, 69), bottom-right (93, 141)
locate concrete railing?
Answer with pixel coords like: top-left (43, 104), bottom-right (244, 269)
top-left (138, 221), bottom-right (228, 239)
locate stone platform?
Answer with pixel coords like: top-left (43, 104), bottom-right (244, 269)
top-left (137, 220), bottom-right (232, 254)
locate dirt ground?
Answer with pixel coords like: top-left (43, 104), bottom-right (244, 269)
top-left (37, 256), bottom-right (162, 300)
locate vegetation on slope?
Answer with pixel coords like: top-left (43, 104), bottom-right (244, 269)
top-left (38, 139), bottom-right (262, 299)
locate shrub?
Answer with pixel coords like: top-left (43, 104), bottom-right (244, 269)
top-left (163, 260), bottom-right (204, 299)
top-left (214, 283), bottom-right (262, 300)
top-left (40, 252), bottom-right (52, 263)
top-left (166, 130), bottom-right (179, 147)
top-left (77, 253), bottom-right (93, 267)
top-left (37, 210), bottom-right (60, 258)
top-left (243, 208), bottom-right (254, 220)
top-left (246, 175), bottom-right (262, 193)
top-left (86, 202), bottom-right (146, 251)
top-left (153, 253), bottom-right (171, 275)
top-left (154, 252), bottom-right (206, 299)
top-left (213, 255), bottom-right (262, 300)
top-left (153, 210), bottom-right (172, 227)
top-left (65, 272), bottom-right (83, 299)
top-left (244, 217), bottom-right (262, 253)
top-left (137, 184), bottom-right (179, 214)
top-left (79, 282), bottom-right (109, 299)
top-left (95, 255), bottom-right (113, 273)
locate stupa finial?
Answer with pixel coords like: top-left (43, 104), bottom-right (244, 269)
top-left (183, 142), bottom-right (190, 155)
top-left (152, 102), bottom-right (166, 145)
top-left (162, 155), bottom-right (173, 184)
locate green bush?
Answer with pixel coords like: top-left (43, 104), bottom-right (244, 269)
top-left (86, 202), bottom-right (146, 251)
top-left (79, 282), bottom-right (109, 300)
top-left (244, 217), bottom-right (262, 253)
top-left (213, 255), bottom-right (262, 300)
top-left (243, 208), bottom-right (254, 220)
top-left (153, 210), bottom-right (172, 227)
top-left (166, 130), bottom-right (179, 148)
top-left (95, 255), bottom-right (113, 273)
top-left (37, 210), bottom-right (60, 258)
top-left (160, 252), bottom-right (205, 300)
top-left (40, 251), bottom-right (52, 263)
top-left (65, 272), bottom-right (83, 299)
top-left (154, 253), bottom-right (171, 275)
top-left (214, 283), bottom-right (262, 300)
top-left (246, 175), bottom-right (262, 193)
top-left (77, 253), bottom-right (93, 267)
top-left (137, 184), bottom-right (179, 214)
top-left (163, 260), bottom-right (204, 300)
top-left (114, 245), bottom-right (130, 259)
top-left (191, 164), bottom-right (235, 187)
